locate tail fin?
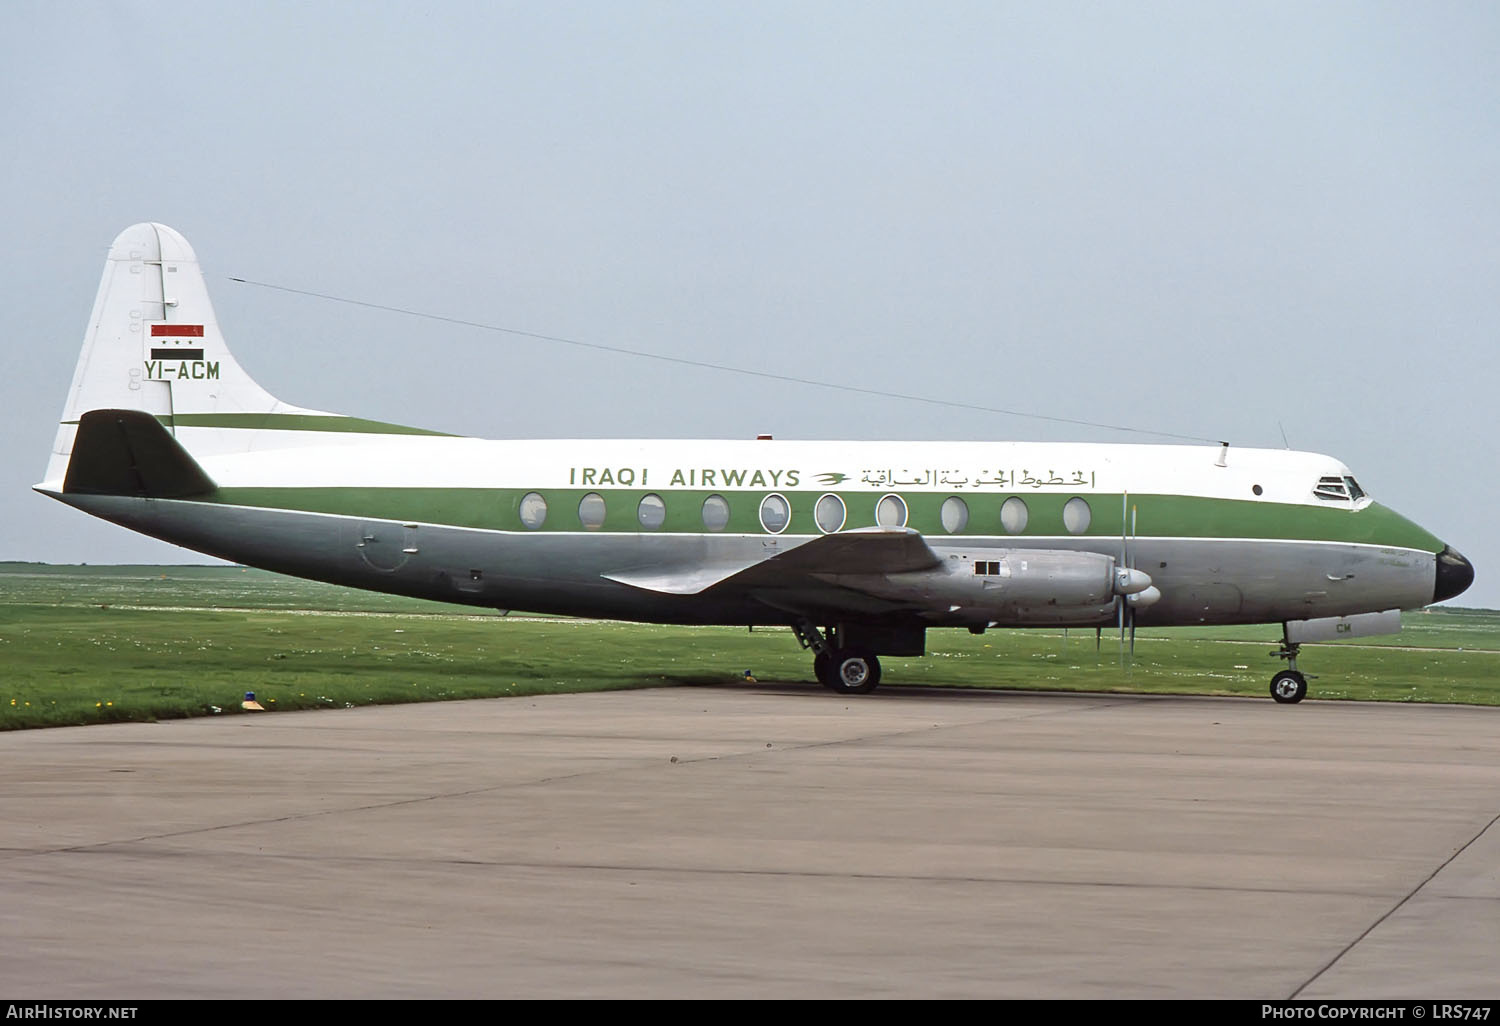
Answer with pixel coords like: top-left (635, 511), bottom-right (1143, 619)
top-left (41, 223), bottom-right (330, 488)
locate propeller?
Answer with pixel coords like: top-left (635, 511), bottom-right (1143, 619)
top-left (1115, 496), bottom-right (1161, 662)
top-left (1127, 504), bottom-right (1137, 656)
top-left (1118, 493), bottom-right (1130, 661)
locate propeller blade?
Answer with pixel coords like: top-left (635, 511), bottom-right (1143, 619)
top-left (1122, 492), bottom-right (1128, 660)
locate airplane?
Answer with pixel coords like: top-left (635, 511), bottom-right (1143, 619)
top-left (36, 224), bottom-right (1475, 701)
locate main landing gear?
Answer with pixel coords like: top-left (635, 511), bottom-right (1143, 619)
top-left (795, 621), bottom-right (882, 695)
top-left (1270, 627), bottom-right (1310, 704)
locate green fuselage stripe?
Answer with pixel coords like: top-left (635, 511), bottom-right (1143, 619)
top-left (166, 414), bottom-right (452, 435)
top-left (65, 414), bottom-right (449, 435)
top-left (206, 487), bottom-right (1445, 553)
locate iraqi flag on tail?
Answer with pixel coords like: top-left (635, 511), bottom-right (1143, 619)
top-left (145, 325), bottom-right (219, 381)
top-left (148, 324), bottom-right (205, 361)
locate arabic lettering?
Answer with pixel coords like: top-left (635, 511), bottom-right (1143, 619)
top-left (854, 469), bottom-right (1097, 489)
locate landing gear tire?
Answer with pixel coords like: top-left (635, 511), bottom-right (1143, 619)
top-left (821, 649), bottom-right (881, 695)
top-left (1270, 670), bottom-right (1307, 704)
top-left (813, 652), bottom-right (830, 687)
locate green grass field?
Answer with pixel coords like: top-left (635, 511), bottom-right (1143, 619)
top-left (2, 562), bottom-right (1496, 729)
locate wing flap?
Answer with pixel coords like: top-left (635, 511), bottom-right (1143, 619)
top-left (601, 562), bottom-right (760, 595)
top-left (741, 527), bottom-right (942, 578)
top-left (601, 527), bottom-right (941, 597)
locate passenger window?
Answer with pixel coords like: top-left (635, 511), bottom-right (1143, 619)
top-left (876, 494), bottom-right (908, 528)
top-left (637, 493), bottom-right (666, 530)
top-left (1000, 496), bottom-right (1029, 534)
top-left (1063, 496), bottom-right (1091, 535)
top-left (701, 494), bottom-right (730, 532)
top-left (518, 492), bottom-right (547, 530)
top-left (814, 493), bottom-right (846, 533)
top-left (578, 492), bottom-right (606, 530)
top-left (759, 493), bottom-right (790, 534)
top-left (940, 496), bottom-right (969, 534)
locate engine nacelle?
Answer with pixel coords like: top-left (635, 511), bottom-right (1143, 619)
top-left (820, 549), bottom-right (1155, 625)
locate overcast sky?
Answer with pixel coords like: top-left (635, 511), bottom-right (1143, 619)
top-left (3, 1), bottom-right (1495, 606)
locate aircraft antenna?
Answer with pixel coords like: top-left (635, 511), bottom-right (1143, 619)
top-left (228, 276), bottom-right (1223, 444)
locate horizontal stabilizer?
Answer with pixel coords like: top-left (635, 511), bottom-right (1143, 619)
top-left (602, 527), bottom-right (941, 596)
top-left (63, 409), bottom-right (217, 499)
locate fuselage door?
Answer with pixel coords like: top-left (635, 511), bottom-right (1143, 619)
top-left (356, 521), bottom-right (417, 572)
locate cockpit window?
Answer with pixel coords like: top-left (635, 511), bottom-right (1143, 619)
top-left (1313, 476), bottom-right (1349, 501)
top-left (1313, 475), bottom-right (1369, 504)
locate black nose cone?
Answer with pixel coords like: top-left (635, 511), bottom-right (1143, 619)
top-left (1434, 546), bottom-right (1475, 603)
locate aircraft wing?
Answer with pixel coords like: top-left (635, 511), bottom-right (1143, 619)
top-left (601, 527), bottom-right (942, 602)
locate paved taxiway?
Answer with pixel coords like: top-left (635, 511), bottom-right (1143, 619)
top-left (4, 685), bottom-right (1499, 999)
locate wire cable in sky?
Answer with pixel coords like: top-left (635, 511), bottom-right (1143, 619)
top-left (227, 276), bottom-right (1218, 444)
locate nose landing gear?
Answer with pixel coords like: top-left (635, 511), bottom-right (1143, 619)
top-left (1270, 668), bottom-right (1308, 704)
top-left (1270, 626), bottom-right (1312, 704)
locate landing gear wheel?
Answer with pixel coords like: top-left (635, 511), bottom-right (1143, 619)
top-left (823, 649), bottom-right (881, 695)
top-left (813, 652), bottom-right (830, 688)
top-left (1270, 670), bottom-right (1307, 704)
